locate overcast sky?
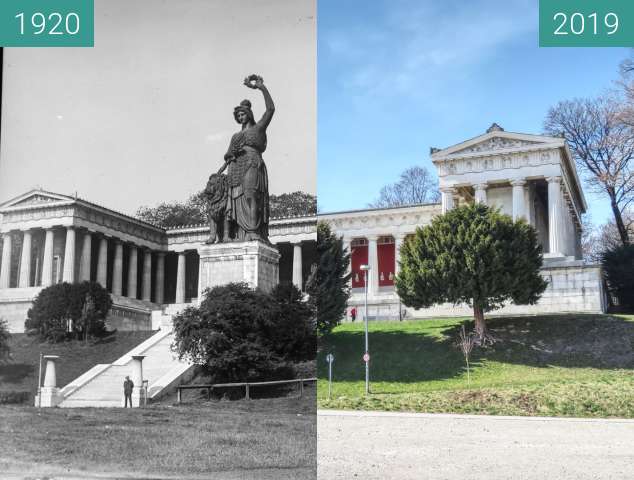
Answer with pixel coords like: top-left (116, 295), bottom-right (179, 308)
top-left (0, 0), bottom-right (316, 215)
top-left (318, 0), bottom-right (627, 224)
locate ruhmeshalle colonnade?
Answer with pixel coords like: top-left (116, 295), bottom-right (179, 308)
top-left (0, 125), bottom-right (607, 332)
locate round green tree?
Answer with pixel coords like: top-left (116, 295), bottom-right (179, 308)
top-left (396, 203), bottom-right (547, 343)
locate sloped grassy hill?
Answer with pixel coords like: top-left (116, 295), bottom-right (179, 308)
top-left (318, 314), bottom-right (634, 417)
top-left (0, 331), bottom-right (154, 403)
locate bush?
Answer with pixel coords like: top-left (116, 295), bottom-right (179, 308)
top-left (25, 281), bottom-right (112, 342)
top-left (172, 282), bottom-right (315, 383)
top-left (0, 390), bottom-right (29, 404)
top-left (602, 244), bottom-right (634, 311)
top-left (0, 318), bottom-right (10, 361)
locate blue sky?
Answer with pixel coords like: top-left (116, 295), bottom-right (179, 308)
top-left (317, 0), bottom-right (627, 225)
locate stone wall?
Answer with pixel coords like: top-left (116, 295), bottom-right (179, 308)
top-left (346, 261), bottom-right (606, 321)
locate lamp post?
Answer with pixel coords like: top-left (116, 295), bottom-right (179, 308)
top-left (360, 264), bottom-right (370, 395)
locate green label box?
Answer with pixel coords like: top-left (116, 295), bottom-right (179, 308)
top-left (0, 0), bottom-right (93, 47)
top-left (540, 0), bottom-right (634, 47)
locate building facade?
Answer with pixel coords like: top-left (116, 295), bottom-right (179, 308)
top-left (0, 126), bottom-right (607, 332)
top-left (322, 125), bottom-right (606, 319)
top-left (0, 190), bottom-right (316, 332)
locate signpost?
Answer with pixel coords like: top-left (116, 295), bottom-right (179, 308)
top-left (326, 353), bottom-right (334, 399)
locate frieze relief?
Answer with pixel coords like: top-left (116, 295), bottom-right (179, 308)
top-left (438, 150), bottom-right (558, 177)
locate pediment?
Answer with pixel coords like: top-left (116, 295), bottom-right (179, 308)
top-left (432, 130), bottom-right (564, 160)
top-left (0, 190), bottom-right (74, 210)
top-left (450, 136), bottom-right (544, 156)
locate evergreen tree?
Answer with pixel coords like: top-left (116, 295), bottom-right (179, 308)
top-left (397, 203), bottom-right (547, 344)
top-left (306, 222), bottom-right (351, 336)
top-left (601, 244), bottom-right (634, 311)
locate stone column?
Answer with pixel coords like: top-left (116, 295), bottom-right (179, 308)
top-left (394, 234), bottom-right (405, 277)
top-left (0, 233), bottom-right (12, 289)
top-left (18, 230), bottom-right (32, 288)
top-left (39, 355), bottom-right (62, 407)
top-left (155, 252), bottom-right (165, 305)
top-left (547, 176), bottom-right (564, 256)
top-left (142, 250), bottom-right (152, 302)
top-left (41, 229), bottom-right (55, 287)
top-left (474, 183), bottom-right (488, 204)
top-left (440, 187), bottom-right (455, 214)
top-left (367, 235), bottom-right (379, 296)
top-left (176, 252), bottom-right (186, 303)
top-left (511, 179), bottom-right (527, 221)
top-left (127, 246), bottom-right (138, 299)
top-left (292, 243), bottom-right (303, 291)
top-left (79, 232), bottom-right (92, 282)
top-left (112, 241), bottom-right (124, 296)
top-left (130, 355), bottom-right (145, 408)
top-left (96, 237), bottom-right (108, 288)
top-left (62, 227), bottom-right (76, 283)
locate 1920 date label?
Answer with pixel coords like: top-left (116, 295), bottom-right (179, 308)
top-left (0, 0), bottom-right (93, 47)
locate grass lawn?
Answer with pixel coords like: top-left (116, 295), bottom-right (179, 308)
top-left (0, 388), bottom-right (316, 479)
top-left (0, 331), bottom-right (154, 402)
top-left (318, 314), bottom-right (634, 418)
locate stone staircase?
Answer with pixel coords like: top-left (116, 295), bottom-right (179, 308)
top-left (58, 319), bottom-right (195, 408)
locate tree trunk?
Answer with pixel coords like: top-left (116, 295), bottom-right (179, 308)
top-left (474, 304), bottom-right (486, 338)
top-left (608, 188), bottom-right (630, 245)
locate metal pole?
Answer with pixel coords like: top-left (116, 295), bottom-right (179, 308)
top-left (364, 271), bottom-right (369, 395)
top-left (37, 353), bottom-right (42, 408)
top-left (328, 360), bottom-right (332, 399)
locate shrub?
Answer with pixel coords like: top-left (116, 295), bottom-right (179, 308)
top-left (0, 318), bottom-right (10, 361)
top-left (0, 390), bottom-right (29, 404)
top-left (25, 281), bottom-right (112, 342)
top-left (172, 282), bottom-right (315, 383)
top-left (602, 244), bottom-right (634, 311)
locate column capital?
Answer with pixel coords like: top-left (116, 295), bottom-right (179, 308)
top-left (473, 183), bottom-right (488, 191)
top-left (366, 234), bottom-right (379, 241)
top-left (510, 178), bottom-right (527, 187)
top-left (156, 251), bottom-right (167, 258)
top-left (439, 186), bottom-right (456, 193)
top-left (546, 175), bottom-right (562, 184)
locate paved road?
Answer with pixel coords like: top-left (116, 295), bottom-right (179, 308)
top-left (318, 410), bottom-right (634, 480)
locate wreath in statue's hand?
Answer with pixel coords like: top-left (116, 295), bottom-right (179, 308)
top-left (244, 74), bottom-right (264, 89)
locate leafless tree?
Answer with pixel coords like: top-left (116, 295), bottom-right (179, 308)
top-left (369, 166), bottom-right (440, 208)
top-left (583, 213), bottom-right (633, 262)
top-left (545, 96), bottom-right (634, 245)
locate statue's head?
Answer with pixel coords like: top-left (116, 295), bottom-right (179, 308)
top-left (234, 99), bottom-right (254, 125)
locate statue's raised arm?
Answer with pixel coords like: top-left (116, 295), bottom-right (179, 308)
top-left (244, 74), bottom-right (275, 129)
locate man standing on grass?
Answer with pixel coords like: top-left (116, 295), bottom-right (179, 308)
top-left (123, 375), bottom-right (134, 408)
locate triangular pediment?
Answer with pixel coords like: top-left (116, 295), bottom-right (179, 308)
top-left (431, 130), bottom-right (564, 160)
top-left (0, 190), bottom-right (75, 210)
top-left (451, 136), bottom-right (544, 155)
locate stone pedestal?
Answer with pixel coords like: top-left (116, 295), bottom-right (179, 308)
top-left (197, 241), bottom-right (280, 299)
top-left (131, 355), bottom-right (145, 407)
top-left (35, 355), bottom-right (63, 407)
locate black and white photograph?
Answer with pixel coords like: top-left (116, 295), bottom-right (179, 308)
top-left (0, 1), bottom-right (317, 479)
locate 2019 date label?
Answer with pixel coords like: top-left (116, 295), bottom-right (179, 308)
top-left (540, 0), bottom-right (634, 46)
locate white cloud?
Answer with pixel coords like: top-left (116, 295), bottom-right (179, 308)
top-left (324, 0), bottom-right (537, 98)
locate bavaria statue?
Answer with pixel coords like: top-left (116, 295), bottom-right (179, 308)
top-left (204, 74), bottom-right (274, 244)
